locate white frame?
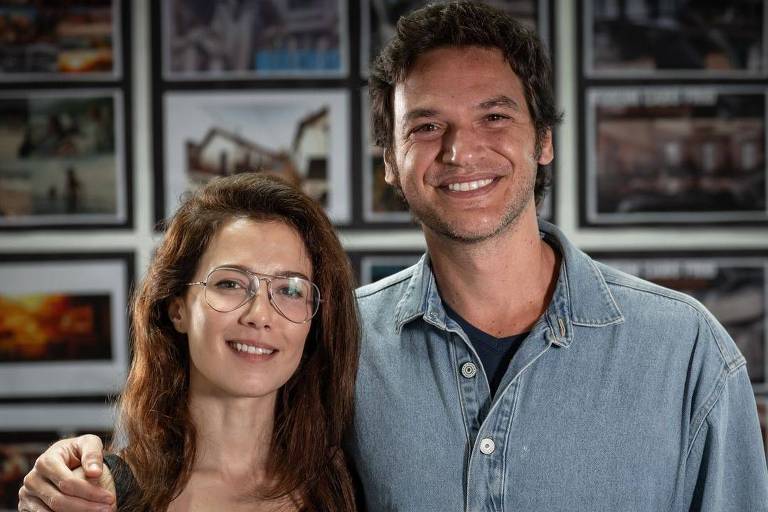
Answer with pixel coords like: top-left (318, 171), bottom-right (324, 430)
top-left (0, 89), bottom-right (128, 227)
top-left (162, 89), bottom-right (351, 223)
top-left (583, 0), bottom-right (768, 79)
top-left (0, 256), bottom-right (130, 397)
top-left (585, 85), bottom-right (768, 224)
top-left (0, 0), bottom-right (123, 82)
top-left (360, 0), bottom-right (550, 77)
top-left (360, 253), bottom-right (422, 285)
top-left (162, 0), bottom-right (349, 80)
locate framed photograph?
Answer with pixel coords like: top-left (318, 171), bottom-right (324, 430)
top-left (347, 251), bottom-right (423, 286)
top-left (361, 0), bottom-right (550, 75)
top-left (0, 253), bottom-right (133, 398)
top-left (161, 0), bottom-right (348, 80)
top-left (583, 0), bottom-right (766, 78)
top-left (584, 86), bottom-right (767, 226)
top-left (361, 87), bottom-right (411, 223)
top-left (0, 0), bottom-right (123, 82)
top-left (593, 252), bottom-right (767, 388)
top-left (0, 404), bottom-right (113, 512)
top-left (0, 89), bottom-right (129, 229)
top-left (159, 89), bottom-right (350, 224)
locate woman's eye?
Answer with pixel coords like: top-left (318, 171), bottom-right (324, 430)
top-left (276, 284), bottom-right (305, 299)
top-left (214, 279), bottom-right (245, 290)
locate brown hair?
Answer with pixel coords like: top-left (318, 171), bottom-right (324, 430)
top-left (370, 0), bottom-right (563, 206)
top-left (113, 173), bottom-right (359, 511)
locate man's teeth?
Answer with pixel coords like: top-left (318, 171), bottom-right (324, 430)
top-left (232, 342), bottom-right (274, 355)
top-left (447, 178), bottom-right (494, 192)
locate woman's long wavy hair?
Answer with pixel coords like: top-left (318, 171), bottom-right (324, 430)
top-left (112, 174), bottom-right (359, 511)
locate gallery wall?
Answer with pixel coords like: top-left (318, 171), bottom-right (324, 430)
top-left (0, 0), bottom-right (767, 505)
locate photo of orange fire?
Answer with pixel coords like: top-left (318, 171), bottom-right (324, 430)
top-left (0, 294), bottom-right (112, 362)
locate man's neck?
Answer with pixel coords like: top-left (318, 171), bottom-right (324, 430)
top-left (425, 212), bottom-right (559, 338)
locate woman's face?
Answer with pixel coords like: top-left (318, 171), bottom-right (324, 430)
top-left (169, 218), bottom-right (314, 400)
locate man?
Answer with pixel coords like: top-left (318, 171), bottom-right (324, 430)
top-left (18, 2), bottom-right (768, 511)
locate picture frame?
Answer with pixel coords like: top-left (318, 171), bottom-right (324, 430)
top-left (361, 87), bottom-right (412, 224)
top-left (0, 89), bottom-right (131, 229)
top-left (348, 251), bottom-right (424, 286)
top-left (582, 0), bottom-right (766, 79)
top-left (360, 0), bottom-right (551, 76)
top-left (0, 404), bottom-right (114, 512)
top-left (592, 251), bottom-right (767, 390)
top-left (160, 0), bottom-right (349, 80)
top-left (582, 85), bottom-right (767, 226)
top-left (0, 252), bottom-right (134, 398)
top-left (0, 0), bottom-right (125, 82)
top-left (359, 83), bottom-right (556, 225)
top-left (158, 89), bottom-right (351, 225)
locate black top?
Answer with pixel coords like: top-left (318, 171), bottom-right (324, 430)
top-left (444, 303), bottom-right (528, 396)
top-left (103, 453), bottom-right (140, 511)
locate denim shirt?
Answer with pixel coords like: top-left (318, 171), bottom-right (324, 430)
top-left (349, 221), bottom-right (768, 512)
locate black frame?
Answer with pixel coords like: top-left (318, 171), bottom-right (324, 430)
top-left (577, 0), bottom-right (768, 228)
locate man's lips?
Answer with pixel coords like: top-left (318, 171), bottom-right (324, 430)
top-left (445, 177), bottom-right (495, 192)
top-left (437, 175), bottom-right (501, 194)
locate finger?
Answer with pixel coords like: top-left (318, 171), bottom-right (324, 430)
top-left (18, 486), bottom-right (53, 511)
top-left (29, 453), bottom-right (114, 506)
top-left (73, 435), bottom-right (105, 478)
top-left (20, 481), bottom-right (114, 512)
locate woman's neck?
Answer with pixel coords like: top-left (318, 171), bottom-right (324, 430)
top-left (188, 390), bottom-right (277, 482)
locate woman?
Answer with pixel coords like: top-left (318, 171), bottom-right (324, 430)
top-left (60, 174), bottom-right (357, 511)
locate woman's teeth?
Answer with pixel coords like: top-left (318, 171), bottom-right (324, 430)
top-left (231, 342), bottom-right (274, 355)
top-left (447, 178), bottom-right (494, 192)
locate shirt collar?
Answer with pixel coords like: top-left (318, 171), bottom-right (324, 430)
top-left (392, 220), bottom-right (624, 345)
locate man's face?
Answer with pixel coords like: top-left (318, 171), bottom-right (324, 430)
top-left (386, 46), bottom-right (553, 243)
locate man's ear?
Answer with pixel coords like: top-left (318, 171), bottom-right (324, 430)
top-left (537, 129), bottom-right (554, 166)
top-left (383, 147), bottom-right (399, 187)
top-left (168, 297), bottom-right (188, 334)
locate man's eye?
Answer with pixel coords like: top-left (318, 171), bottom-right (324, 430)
top-left (412, 123), bottom-right (439, 134)
top-left (486, 113), bottom-right (510, 122)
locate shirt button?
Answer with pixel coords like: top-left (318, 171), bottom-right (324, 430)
top-left (461, 362), bottom-right (477, 378)
top-left (479, 438), bottom-right (495, 455)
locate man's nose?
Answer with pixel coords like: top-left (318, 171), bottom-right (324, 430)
top-left (441, 125), bottom-right (480, 166)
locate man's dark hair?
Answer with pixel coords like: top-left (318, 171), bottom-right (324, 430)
top-left (369, 0), bottom-right (563, 206)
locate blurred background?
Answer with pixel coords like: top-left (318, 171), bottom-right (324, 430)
top-left (0, 0), bottom-right (767, 506)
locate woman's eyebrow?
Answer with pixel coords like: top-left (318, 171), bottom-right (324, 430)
top-left (216, 264), bottom-right (311, 281)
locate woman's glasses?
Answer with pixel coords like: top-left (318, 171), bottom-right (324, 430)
top-left (187, 267), bottom-right (320, 324)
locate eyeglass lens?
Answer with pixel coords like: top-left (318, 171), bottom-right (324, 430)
top-left (204, 268), bottom-right (318, 322)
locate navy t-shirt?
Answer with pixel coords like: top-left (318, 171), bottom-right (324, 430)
top-left (444, 303), bottom-right (528, 396)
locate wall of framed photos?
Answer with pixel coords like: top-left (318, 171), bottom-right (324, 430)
top-left (0, 0), bottom-right (767, 501)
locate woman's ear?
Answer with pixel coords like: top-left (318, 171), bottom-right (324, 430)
top-left (168, 297), bottom-right (188, 334)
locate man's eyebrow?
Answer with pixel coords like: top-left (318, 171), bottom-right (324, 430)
top-left (477, 95), bottom-right (522, 111)
top-left (402, 108), bottom-right (439, 124)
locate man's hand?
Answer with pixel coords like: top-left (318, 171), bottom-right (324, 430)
top-left (17, 434), bottom-right (116, 512)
